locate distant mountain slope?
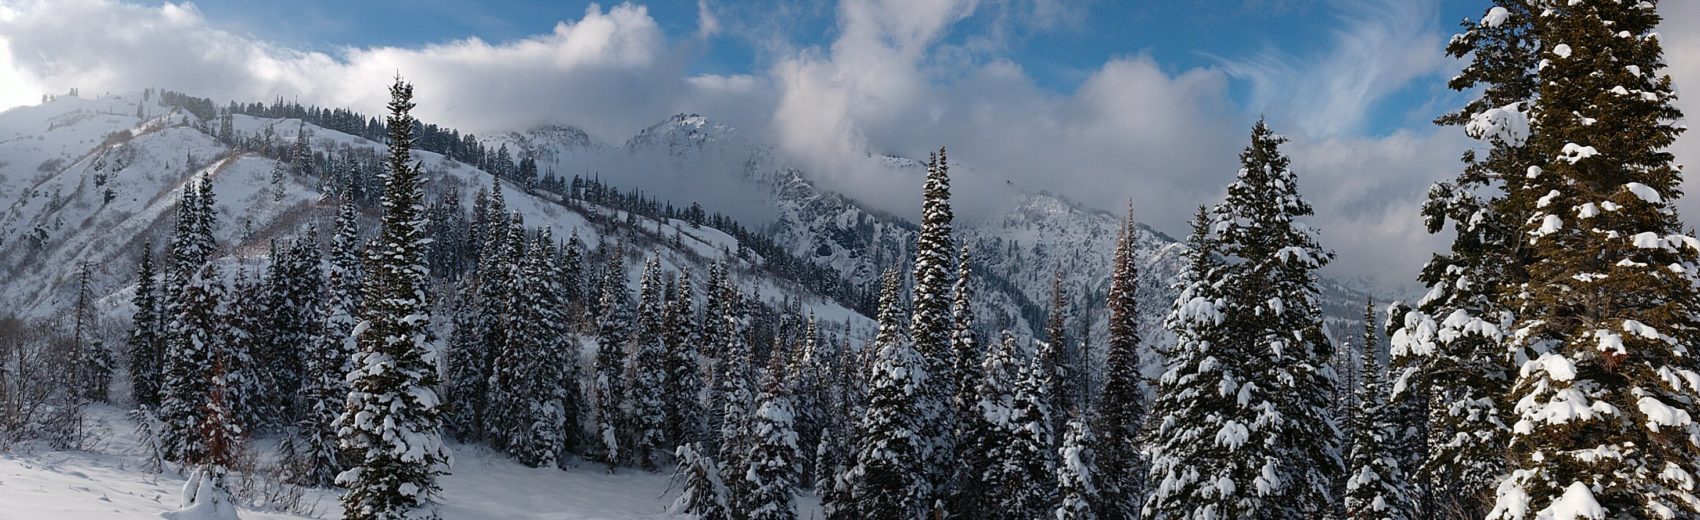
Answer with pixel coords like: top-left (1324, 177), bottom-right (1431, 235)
top-left (0, 93), bottom-right (1373, 371)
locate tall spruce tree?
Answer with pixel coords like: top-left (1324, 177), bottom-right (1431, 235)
top-left (1041, 271), bottom-right (1077, 436)
top-left (628, 255), bottom-right (669, 470)
top-left (295, 195), bottom-right (365, 487)
top-left (1000, 350), bottom-right (1058, 519)
top-left (1391, 2), bottom-right (1537, 515)
top-left (909, 147), bottom-right (956, 514)
top-left (1492, 1), bottom-right (1700, 517)
top-left (1345, 300), bottom-right (1411, 520)
top-left (663, 269), bottom-right (703, 448)
top-left (1208, 120), bottom-right (1340, 517)
top-left (1056, 417), bottom-right (1101, 520)
top-left (744, 354), bottom-right (800, 520)
top-left (160, 262), bottom-right (226, 465)
top-left (128, 247), bottom-right (166, 408)
top-left (711, 284), bottom-right (757, 516)
top-left (1097, 206), bottom-right (1146, 519)
top-left (849, 269), bottom-right (929, 518)
top-left (946, 245), bottom-right (984, 514)
top-left (965, 330), bottom-right (1022, 519)
top-left (1143, 207), bottom-right (1240, 519)
top-left (594, 243), bottom-right (633, 469)
top-left (336, 76), bottom-right (450, 520)
top-left (489, 230), bottom-right (571, 468)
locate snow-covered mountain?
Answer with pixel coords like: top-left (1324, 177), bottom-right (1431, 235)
top-left (0, 92), bottom-right (1373, 365)
top-left (0, 94), bottom-right (873, 343)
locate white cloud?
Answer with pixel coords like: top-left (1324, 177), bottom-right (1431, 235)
top-left (0, 0), bottom-right (689, 138)
top-left (697, 0), bottom-right (722, 38)
top-left (15, 0), bottom-right (1684, 290)
top-left (1218, 0), bottom-right (1449, 137)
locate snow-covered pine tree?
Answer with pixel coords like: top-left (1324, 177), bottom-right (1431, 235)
top-left (909, 147), bottom-right (956, 514)
top-left (664, 268), bottom-right (705, 449)
top-left (292, 123), bottom-right (314, 178)
top-left (262, 228), bottom-right (325, 426)
top-left (160, 262), bottom-right (226, 465)
top-left (744, 353), bottom-right (800, 520)
top-left (715, 285), bottom-right (757, 517)
top-left (450, 213), bottom-right (523, 441)
top-left (489, 229), bottom-right (571, 468)
top-left (1345, 300), bottom-right (1410, 520)
top-left (593, 243), bottom-right (633, 470)
top-left (128, 245), bottom-right (166, 408)
top-left (1389, 3), bottom-right (1537, 515)
top-left (1143, 206), bottom-right (1242, 519)
top-left (1209, 121), bottom-right (1341, 518)
top-left (1492, 1), bottom-right (1700, 517)
top-left (950, 246), bottom-right (981, 421)
top-left (560, 229), bottom-right (587, 315)
top-left (671, 442), bottom-right (730, 520)
top-left (336, 76), bottom-right (451, 520)
top-left (998, 347), bottom-right (1060, 519)
top-left (1056, 417), bottom-right (1100, 520)
top-left (294, 194), bottom-right (365, 485)
top-left (1096, 206), bottom-right (1146, 519)
top-left (628, 255), bottom-right (669, 470)
top-left (1040, 270), bottom-right (1077, 437)
top-left (959, 330), bottom-right (1022, 519)
top-left (547, 234), bottom-right (584, 456)
top-left (787, 313), bottom-right (824, 487)
top-left (699, 261), bottom-right (729, 361)
top-left (849, 269), bottom-right (929, 518)
top-left (271, 158), bottom-right (287, 203)
top-left (221, 266), bottom-right (268, 438)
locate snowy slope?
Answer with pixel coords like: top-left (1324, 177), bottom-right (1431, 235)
top-left (0, 406), bottom-right (822, 519)
top-left (0, 94), bottom-right (872, 339)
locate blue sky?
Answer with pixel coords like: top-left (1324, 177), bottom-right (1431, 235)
top-left (184, 0), bottom-right (1480, 136)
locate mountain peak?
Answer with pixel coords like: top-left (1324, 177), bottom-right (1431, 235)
top-left (625, 113), bottom-right (737, 151)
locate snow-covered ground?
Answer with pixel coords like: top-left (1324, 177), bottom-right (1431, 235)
top-left (0, 406), bottom-right (820, 519)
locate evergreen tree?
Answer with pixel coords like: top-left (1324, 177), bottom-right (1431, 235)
top-left (1392, 3), bottom-right (1538, 515)
top-left (447, 214), bottom-right (522, 440)
top-left (1493, 2), bottom-right (1700, 517)
top-left (664, 269), bottom-right (705, 448)
top-left (1346, 300), bottom-right (1410, 520)
top-left (670, 442), bottom-right (730, 520)
top-left (1097, 207), bottom-right (1147, 519)
top-left (1172, 121), bottom-right (1341, 518)
top-left (336, 76), bottom-right (450, 520)
top-left (560, 229), bottom-right (587, 312)
top-left (961, 330), bottom-right (1022, 519)
top-left (744, 354), bottom-right (800, 520)
top-left (1041, 271), bottom-right (1077, 436)
top-left (160, 262), bottom-right (226, 465)
top-left (998, 350), bottom-right (1059, 519)
top-left (295, 194), bottom-right (365, 487)
top-left (1143, 207), bottom-right (1240, 519)
top-left (848, 269), bottom-right (929, 518)
top-left (222, 266), bottom-right (268, 437)
top-left (786, 313), bottom-right (826, 488)
top-left (488, 231), bottom-right (571, 467)
top-left (715, 286), bottom-right (757, 517)
top-left (628, 255), bottom-right (669, 469)
top-left (909, 147), bottom-right (956, 514)
top-left (593, 244), bottom-right (633, 469)
top-left (1056, 417), bottom-right (1101, 520)
top-left (128, 246), bottom-right (166, 408)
